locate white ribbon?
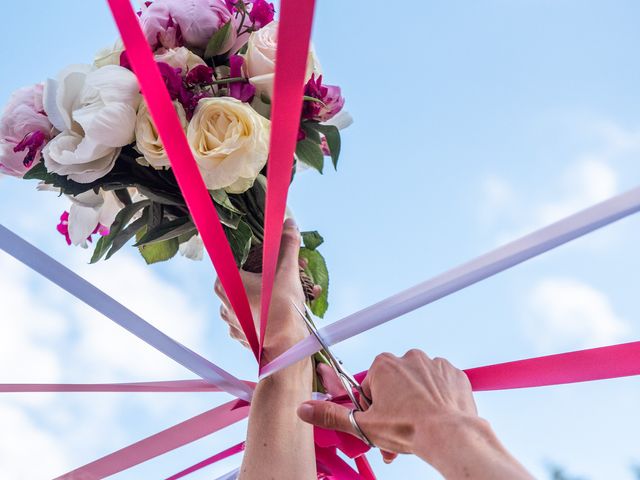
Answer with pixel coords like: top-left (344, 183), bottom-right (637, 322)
top-left (0, 225), bottom-right (253, 401)
top-left (261, 186), bottom-right (640, 378)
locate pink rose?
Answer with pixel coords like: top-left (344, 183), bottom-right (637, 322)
top-left (0, 84), bottom-right (53, 177)
top-left (140, 0), bottom-right (234, 50)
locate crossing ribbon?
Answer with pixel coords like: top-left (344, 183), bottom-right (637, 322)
top-left (261, 186), bottom-right (640, 378)
top-left (0, 225), bottom-right (253, 401)
top-left (107, 0), bottom-right (260, 358)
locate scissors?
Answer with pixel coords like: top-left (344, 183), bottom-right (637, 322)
top-left (292, 301), bottom-right (372, 412)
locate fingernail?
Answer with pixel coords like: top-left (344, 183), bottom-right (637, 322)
top-left (383, 458), bottom-right (392, 464)
top-left (284, 217), bottom-right (298, 230)
top-left (297, 403), bottom-right (313, 421)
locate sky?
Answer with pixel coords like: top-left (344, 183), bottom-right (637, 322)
top-left (1, 0), bottom-right (640, 479)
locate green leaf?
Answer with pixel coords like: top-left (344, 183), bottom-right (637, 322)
top-left (301, 231), bottom-right (324, 251)
top-left (105, 216), bottom-right (147, 260)
top-left (136, 226), bottom-right (180, 264)
top-left (300, 122), bottom-right (322, 143)
top-left (296, 139), bottom-right (324, 173)
top-left (210, 189), bottom-right (243, 214)
top-left (204, 21), bottom-right (233, 58)
top-left (136, 185), bottom-right (185, 207)
top-left (299, 248), bottom-right (329, 317)
top-left (135, 216), bottom-right (195, 246)
top-left (224, 220), bottom-right (253, 267)
top-left (314, 124), bottom-right (341, 169)
top-left (90, 200), bottom-right (150, 263)
top-left (113, 188), bottom-right (132, 206)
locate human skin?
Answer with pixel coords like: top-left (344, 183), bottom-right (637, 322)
top-left (298, 350), bottom-right (534, 480)
top-left (215, 218), bottom-right (317, 480)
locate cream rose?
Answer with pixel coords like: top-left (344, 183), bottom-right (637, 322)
top-left (244, 21), bottom-right (321, 99)
top-left (187, 97), bottom-right (269, 193)
top-left (135, 100), bottom-right (188, 168)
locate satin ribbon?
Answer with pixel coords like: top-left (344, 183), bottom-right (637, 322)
top-left (261, 186), bottom-right (640, 377)
top-left (45, 335), bottom-right (640, 479)
top-left (106, 0), bottom-right (260, 359)
top-left (0, 380), bottom-right (255, 393)
top-left (0, 225), bottom-right (253, 401)
top-left (258, 0), bottom-right (316, 362)
top-left (55, 399), bottom-right (249, 480)
top-left (165, 442), bottom-right (245, 480)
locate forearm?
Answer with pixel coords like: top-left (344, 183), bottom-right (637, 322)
top-left (416, 416), bottom-right (533, 480)
top-left (240, 355), bottom-right (316, 480)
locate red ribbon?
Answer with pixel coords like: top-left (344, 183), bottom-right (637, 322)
top-left (107, 0), bottom-right (260, 359)
top-left (165, 442), bottom-right (245, 480)
top-left (258, 0), bottom-right (316, 363)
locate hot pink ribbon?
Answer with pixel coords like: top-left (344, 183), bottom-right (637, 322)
top-left (165, 442), bottom-right (245, 480)
top-left (55, 399), bottom-right (249, 480)
top-left (107, 0), bottom-right (260, 359)
top-left (258, 0), bottom-right (316, 363)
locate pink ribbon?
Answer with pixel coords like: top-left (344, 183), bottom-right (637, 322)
top-left (258, 0), bottom-right (316, 363)
top-left (55, 399), bottom-right (249, 480)
top-left (0, 380), bottom-right (254, 393)
top-left (165, 442), bottom-right (245, 480)
top-left (107, 0), bottom-right (260, 359)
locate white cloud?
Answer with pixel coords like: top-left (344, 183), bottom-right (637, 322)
top-left (478, 117), bottom-right (640, 246)
top-left (525, 277), bottom-right (630, 352)
top-left (484, 158), bottom-right (619, 245)
top-left (0, 405), bottom-right (71, 479)
top-left (0, 235), bottom-right (219, 478)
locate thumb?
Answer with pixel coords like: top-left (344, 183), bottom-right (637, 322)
top-left (297, 401), bottom-right (354, 435)
top-left (278, 218), bottom-right (302, 271)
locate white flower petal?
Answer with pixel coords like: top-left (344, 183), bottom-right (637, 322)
top-left (43, 78), bottom-right (66, 132)
top-left (98, 191), bottom-right (124, 228)
top-left (68, 202), bottom-right (100, 246)
top-left (79, 103), bottom-right (137, 148)
top-left (179, 235), bottom-right (204, 261)
top-left (322, 110), bottom-right (353, 130)
top-left (86, 65), bottom-right (141, 106)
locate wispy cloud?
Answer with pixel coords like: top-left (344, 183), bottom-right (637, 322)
top-left (524, 277), bottom-right (630, 352)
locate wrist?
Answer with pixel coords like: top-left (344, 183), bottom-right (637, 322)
top-left (415, 414), bottom-right (499, 470)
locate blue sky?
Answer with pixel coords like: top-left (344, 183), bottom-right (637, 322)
top-left (1, 1), bottom-right (640, 478)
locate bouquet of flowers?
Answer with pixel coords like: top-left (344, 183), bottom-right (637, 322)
top-left (0, 0), bottom-right (351, 318)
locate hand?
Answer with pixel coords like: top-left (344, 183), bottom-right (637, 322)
top-left (298, 350), bottom-right (479, 461)
top-left (215, 218), bottom-right (319, 361)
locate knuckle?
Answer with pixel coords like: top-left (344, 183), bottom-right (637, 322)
top-left (321, 405), bottom-right (342, 430)
top-left (214, 280), bottom-right (225, 296)
top-left (282, 228), bottom-right (301, 248)
top-left (405, 348), bottom-right (425, 359)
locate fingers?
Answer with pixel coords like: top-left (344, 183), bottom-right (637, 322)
top-left (297, 401), bottom-right (355, 436)
top-left (317, 363), bottom-right (348, 397)
top-left (381, 450), bottom-right (398, 464)
top-left (278, 218), bottom-right (301, 272)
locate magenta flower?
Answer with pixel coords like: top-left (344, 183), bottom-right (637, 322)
top-left (302, 74), bottom-right (345, 122)
top-left (0, 84), bottom-right (53, 177)
top-left (186, 64), bottom-right (215, 86)
top-left (139, 0), bottom-right (234, 50)
top-left (228, 55), bottom-right (256, 102)
top-left (56, 211), bottom-right (109, 246)
top-left (248, 0), bottom-right (275, 29)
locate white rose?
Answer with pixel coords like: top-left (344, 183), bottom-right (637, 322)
top-left (154, 47), bottom-right (206, 73)
top-left (244, 21), bottom-right (321, 99)
top-left (135, 100), bottom-right (187, 168)
top-left (67, 189), bottom-right (123, 246)
top-left (43, 64), bottom-right (141, 183)
top-left (187, 97), bottom-right (269, 193)
top-left (94, 39), bottom-right (125, 68)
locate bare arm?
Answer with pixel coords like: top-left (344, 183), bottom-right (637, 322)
top-left (297, 350), bottom-right (533, 480)
top-left (216, 218), bottom-right (317, 480)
